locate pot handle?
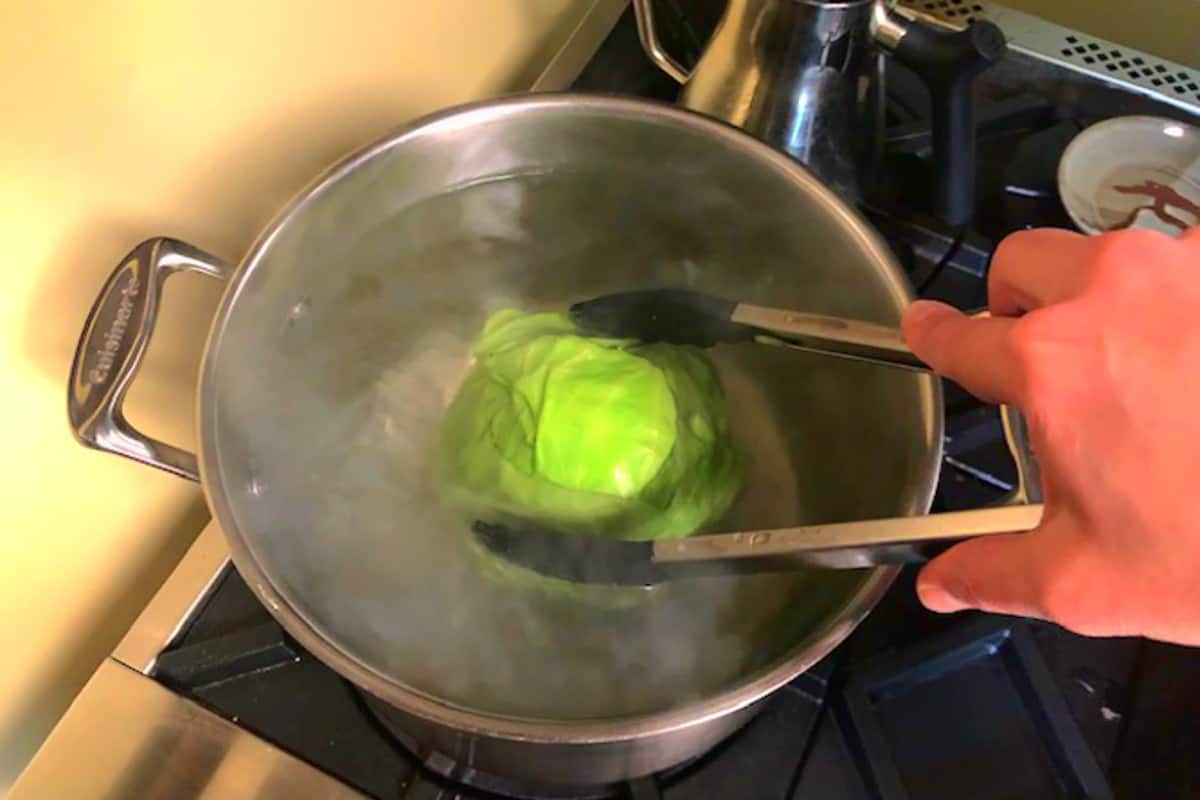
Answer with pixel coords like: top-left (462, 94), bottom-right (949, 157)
top-left (958, 307), bottom-right (1042, 507)
top-left (631, 0), bottom-right (692, 84)
top-left (67, 237), bottom-right (232, 482)
top-left (999, 404), bottom-right (1042, 505)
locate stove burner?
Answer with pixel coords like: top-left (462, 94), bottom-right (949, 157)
top-left (154, 574), bottom-right (828, 800)
top-left (359, 690), bottom-right (619, 800)
top-left (356, 668), bottom-right (830, 800)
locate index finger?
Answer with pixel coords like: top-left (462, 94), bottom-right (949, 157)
top-left (988, 228), bottom-right (1091, 317)
top-left (903, 300), bottom-right (1024, 405)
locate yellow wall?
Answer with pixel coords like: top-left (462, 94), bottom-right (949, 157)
top-left (1008, 0), bottom-right (1200, 68)
top-left (0, 0), bottom-right (605, 788)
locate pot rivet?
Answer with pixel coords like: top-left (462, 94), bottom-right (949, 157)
top-left (287, 298), bottom-right (311, 324)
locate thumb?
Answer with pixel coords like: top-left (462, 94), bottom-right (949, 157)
top-left (917, 532), bottom-right (1047, 619)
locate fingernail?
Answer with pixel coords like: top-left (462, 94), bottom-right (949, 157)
top-left (916, 578), bottom-right (969, 614)
top-left (904, 300), bottom-right (947, 326)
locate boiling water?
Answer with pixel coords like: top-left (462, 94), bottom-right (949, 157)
top-left (223, 170), bottom-right (874, 720)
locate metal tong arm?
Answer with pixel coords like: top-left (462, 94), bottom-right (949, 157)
top-left (731, 302), bottom-right (927, 370)
top-left (654, 503), bottom-right (1044, 568)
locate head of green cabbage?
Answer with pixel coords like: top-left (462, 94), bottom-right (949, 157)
top-left (436, 310), bottom-right (742, 600)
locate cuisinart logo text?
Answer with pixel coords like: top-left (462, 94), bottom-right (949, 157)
top-left (88, 268), bottom-right (141, 385)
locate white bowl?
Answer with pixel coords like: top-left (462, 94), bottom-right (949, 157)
top-left (1058, 115), bottom-right (1200, 236)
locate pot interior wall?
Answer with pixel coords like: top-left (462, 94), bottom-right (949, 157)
top-left (202, 99), bottom-right (940, 722)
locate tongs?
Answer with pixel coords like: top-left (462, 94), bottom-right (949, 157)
top-left (472, 289), bottom-right (1044, 585)
top-left (473, 504), bottom-right (1042, 585)
top-left (568, 288), bottom-right (926, 370)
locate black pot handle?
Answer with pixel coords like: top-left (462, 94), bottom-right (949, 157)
top-left (67, 237), bottom-right (232, 481)
top-left (881, 16), bottom-right (1007, 228)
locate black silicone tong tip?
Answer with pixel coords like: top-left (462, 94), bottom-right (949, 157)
top-left (568, 289), bottom-right (757, 348)
top-left (471, 521), bottom-right (659, 587)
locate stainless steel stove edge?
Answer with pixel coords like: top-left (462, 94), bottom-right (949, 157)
top-left (113, 522), bottom-right (232, 676)
top-left (8, 658), bottom-right (368, 799)
top-left (8, 521), bottom-right (371, 799)
top-left (900, 0), bottom-right (1200, 116)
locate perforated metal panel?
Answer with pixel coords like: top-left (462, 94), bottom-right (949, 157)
top-left (900, 0), bottom-right (1200, 115)
top-left (913, 0), bottom-right (985, 23)
top-left (1056, 35), bottom-right (1200, 105)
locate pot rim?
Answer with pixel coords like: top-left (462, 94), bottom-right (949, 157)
top-left (196, 92), bottom-right (943, 745)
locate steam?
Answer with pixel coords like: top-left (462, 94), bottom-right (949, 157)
top-left (213, 152), bottom-right (909, 722)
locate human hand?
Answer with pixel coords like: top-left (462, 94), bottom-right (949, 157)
top-left (902, 227), bottom-right (1200, 645)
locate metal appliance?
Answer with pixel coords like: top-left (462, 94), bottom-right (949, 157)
top-left (633, 0), bottom-right (1006, 226)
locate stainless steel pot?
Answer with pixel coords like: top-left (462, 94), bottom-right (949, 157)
top-left (68, 94), bottom-right (942, 790)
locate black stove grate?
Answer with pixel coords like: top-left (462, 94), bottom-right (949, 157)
top-left (154, 571), bottom-right (831, 800)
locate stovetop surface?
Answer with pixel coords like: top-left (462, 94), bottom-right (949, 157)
top-left (152, 6), bottom-right (1199, 799)
top-left (156, 559), bottom-right (1144, 800)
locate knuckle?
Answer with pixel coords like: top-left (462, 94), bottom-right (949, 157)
top-left (1036, 565), bottom-right (1094, 632)
top-left (1007, 316), bottom-right (1040, 354)
top-left (1007, 315), bottom-right (1051, 376)
top-left (1005, 309), bottom-right (1082, 417)
top-left (1088, 231), bottom-right (1165, 285)
top-left (951, 569), bottom-right (985, 611)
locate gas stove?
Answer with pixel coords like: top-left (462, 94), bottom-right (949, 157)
top-left (14, 4), bottom-right (1200, 799)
